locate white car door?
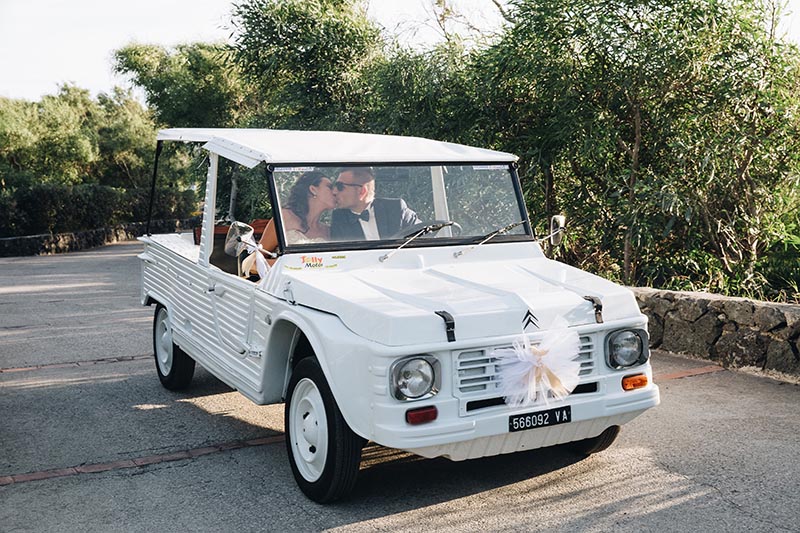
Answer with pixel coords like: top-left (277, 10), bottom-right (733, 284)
top-left (203, 267), bottom-right (264, 395)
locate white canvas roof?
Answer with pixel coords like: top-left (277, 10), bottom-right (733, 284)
top-left (157, 128), bottom-right (517, 168)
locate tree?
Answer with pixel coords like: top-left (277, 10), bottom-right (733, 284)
top-left (0, 97), bottom-right (38, 189)
top-left (0, 85), bottom-right (198, 237)
top-left (114, 42), bottom-right (251, 127)
top-left (229, 0), bottom-right (383, 129)
top-left (475, 0), bottom-right (800, 296)
top-left (0, 85), bottom-right (101, 186)
top-left (94, 88), bottom-right (159, 188)
top-left (361, 41), bottom-right (481, 142)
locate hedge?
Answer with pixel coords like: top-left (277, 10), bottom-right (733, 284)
top-left (0, 183), bottom-right (197, 238)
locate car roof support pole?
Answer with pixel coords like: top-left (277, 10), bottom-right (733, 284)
top-left (145, 140), bottom-right (164, 236)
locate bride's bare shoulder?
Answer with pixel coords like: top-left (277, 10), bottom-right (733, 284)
top-left (281, 209), bottom-right (302, 230)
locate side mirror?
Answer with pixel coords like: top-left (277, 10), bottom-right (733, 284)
top-left (549, 215), bottom-right (566, 247)
top-left (224, 221), bottom-right (255, 256)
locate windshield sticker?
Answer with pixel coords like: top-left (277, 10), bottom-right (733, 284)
top-left (283, 256), bottom-right (340, 271)
top-left (301, 256), bottom-right (324, 268)
top-left (472, 165), bottom-right (508, 170)
top-left (274, 166), bottom-right (316, 173)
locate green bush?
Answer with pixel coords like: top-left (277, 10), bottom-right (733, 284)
top-left (13, 183), bottom-right (67, 235)
top-left (0, 190), bottom-right (22, 238)
top-left (126, 187), bottom-right (197, 222)
top-left (0, 184), bottom-right (197, 237)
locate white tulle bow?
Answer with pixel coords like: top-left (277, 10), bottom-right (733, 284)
top-left (240, 240), bottom-right (270, 286)
top-left (493, 320), bottom-right (581, 407)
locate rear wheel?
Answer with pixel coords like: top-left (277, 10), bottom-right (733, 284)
top-left (285, 357), bottom-right (363, 503)
top-left (152, 305), bottom-right (195, 390)
top-left (568, 425), bottom-right (620, 456)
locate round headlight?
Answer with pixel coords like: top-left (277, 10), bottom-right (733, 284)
top-left (608, 330), bottom-right (644, 368)
top-left (393, 358), bottom-right (435, 399)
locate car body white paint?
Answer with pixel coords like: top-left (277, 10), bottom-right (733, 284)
top-left (139, 129), bottom-right (659, 461)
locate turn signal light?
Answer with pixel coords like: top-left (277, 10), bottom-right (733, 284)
top-left (405, 405), bottom-right (438, 425)
top-left (622, 374), bottom-right (648, 391)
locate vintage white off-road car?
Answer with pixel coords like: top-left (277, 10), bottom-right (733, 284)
top-left (139, 128), bottom-right (659, 502)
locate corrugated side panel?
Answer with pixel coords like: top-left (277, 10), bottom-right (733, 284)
top-left (142, 241), bottom-right (262, 390)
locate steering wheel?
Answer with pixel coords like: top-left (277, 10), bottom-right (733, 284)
top-left (390, 220), bottom-right (462, 239)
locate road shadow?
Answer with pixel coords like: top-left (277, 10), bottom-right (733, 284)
top-left (2, 357), bottom-right (736, 533)
top-left (1, 352), bottom-right (588, 501)
top-left (0, 359), bottom-right (279, 476)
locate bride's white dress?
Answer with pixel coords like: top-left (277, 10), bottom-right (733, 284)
top-left (286, 229), bottom-right (328, 245)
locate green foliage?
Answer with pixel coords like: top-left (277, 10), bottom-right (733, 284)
top-left (94, 88), bottom-right (161, 188)
top-left (5, 0), bottom-right (798, 301)
top-left (468, 0), bottom-right (800, 299)
top-left (361, 42), bottom-right (483, 143)
top-left (125, 187), bottom-right (198, 223)
top-left (114, 42), bottom-right (250, 127)
top-left (0, 183), bottom-right (196, 238)
top-left (0, 85), bottom-right (159, 188)
top-left (230, 0), bottom-right (383, 128)
top-left (0, 85), bottom-right (199, 237)
top-left (0, 86), bottom-right (99, 186)
top-left (0, 98), bottom-right (38, 189)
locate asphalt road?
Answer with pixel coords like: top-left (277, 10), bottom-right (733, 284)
top-left (1, 242), bottom-right (798, 532)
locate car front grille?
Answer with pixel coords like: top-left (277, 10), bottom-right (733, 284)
top-left (454, 335), bottom-right (597, 410)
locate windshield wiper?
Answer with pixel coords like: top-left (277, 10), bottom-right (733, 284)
top-left (453, 220), bottom-right (527, 258)
top-left (379, 221), bottom-right (455, 263)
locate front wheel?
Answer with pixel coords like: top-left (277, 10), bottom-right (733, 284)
top-left (567, 425), bottom-right (620, 456)
top-left (285, 357), bottom-right (364, 503)
top-left (152, 305), bottom-right (195, 391)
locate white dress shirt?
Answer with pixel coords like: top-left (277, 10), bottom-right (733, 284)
top-left (355, 204), bottom-right (380, 240)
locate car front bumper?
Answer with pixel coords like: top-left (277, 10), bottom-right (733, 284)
top-left (370, 382), bottom-right (660, 460)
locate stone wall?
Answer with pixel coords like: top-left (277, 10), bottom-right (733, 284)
top-left (0, 219), bottom-right (199, 257)
top-left (632, 287), bottom-right (800, 376)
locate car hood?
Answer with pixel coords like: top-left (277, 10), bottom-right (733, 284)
top-left (274, 257), bottom-right (641, 346)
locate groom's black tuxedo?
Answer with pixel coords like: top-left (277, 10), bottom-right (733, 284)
top-left (330, 198), bottom-right (421, 241)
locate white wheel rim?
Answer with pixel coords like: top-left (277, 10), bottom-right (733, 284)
top-left (289, 378), bottom-right (329, 482)
top-left (155, 309), bottom-right (173, 376)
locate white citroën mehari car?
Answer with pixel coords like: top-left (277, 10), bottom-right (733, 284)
top-left (139, 128), bottom-right (660, 502)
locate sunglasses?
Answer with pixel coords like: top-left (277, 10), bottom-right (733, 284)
top-left (333, 182), bottom-right (363, 192)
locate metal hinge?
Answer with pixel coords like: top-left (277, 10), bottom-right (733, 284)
top-left (583, 295), bottom-right (604, 324)
top-left (245, 347), bottom-right (263, 359)
top-left (283, 281), bottom-right (296, 305)
top-left (435, 310), bottom-right (456, 342)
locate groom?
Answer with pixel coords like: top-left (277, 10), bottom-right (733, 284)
top-left (330, 167), bottom-right (421, 241)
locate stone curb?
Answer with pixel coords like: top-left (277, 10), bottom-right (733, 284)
top-left (632, 287), bottom-right (800, 377)
top-left (0, 218), bottom-right (200, 257)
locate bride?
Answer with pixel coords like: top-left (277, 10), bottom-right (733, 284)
top-left (259, 171), bottom-right (336, 252)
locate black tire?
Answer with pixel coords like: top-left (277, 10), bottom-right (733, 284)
top-left (568, 425), bottom-right (620, 456)
top-left (285, 357), bottom-right (364, 503)
top-left (152, 305), bottom-right (195, 391)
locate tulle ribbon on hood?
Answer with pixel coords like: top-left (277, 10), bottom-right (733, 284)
top-left (493, 319), bottom-right (581, 407)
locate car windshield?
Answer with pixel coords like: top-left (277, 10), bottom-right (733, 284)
top-left (271, 164), bottom-right (530, 251)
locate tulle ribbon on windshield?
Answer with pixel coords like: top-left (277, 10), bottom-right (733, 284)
top-left (240, 241), bottom-right (270, 286)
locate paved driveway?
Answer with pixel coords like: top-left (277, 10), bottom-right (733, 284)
top-left (1, 242), bottom-right (798, 532)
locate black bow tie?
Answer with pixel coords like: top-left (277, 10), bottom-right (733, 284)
top-left (355, 210), bottom-right (370, 222)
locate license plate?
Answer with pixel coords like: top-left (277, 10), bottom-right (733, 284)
top-left (508, 406), bottom-right (571, 433)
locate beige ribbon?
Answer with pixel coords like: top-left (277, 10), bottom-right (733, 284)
top-left (528, 346), bottom-right (570, 400)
